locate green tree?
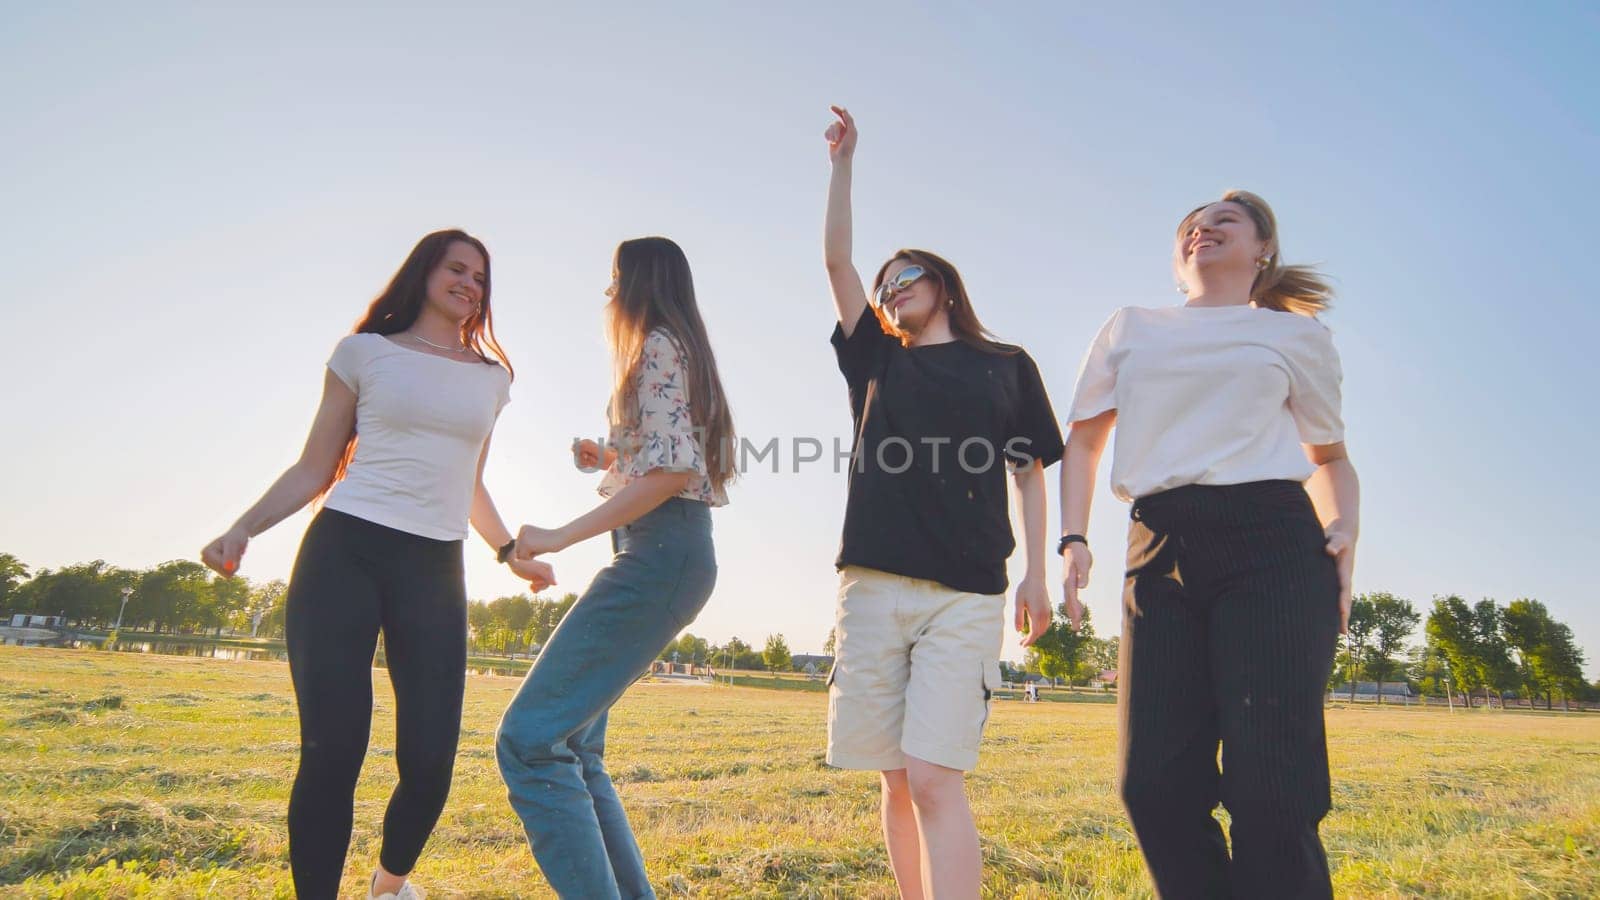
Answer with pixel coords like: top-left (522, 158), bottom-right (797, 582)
top-left (251, 580), bottom-right (289, 638)
top-left (1471, 599), bottom-right (1518, 705)
top-left (822, 628), bottom-right (836, 658)
top-left (1365, 593), bottom-right (1420, 704)
top-left (467, 600), bottom-right (494, 652)
top-left (1408, 642), bottom-right (1452, 699)
top-left (763, 634), bottom-right (793, 672)
top-left (488, 594), bottom-right (534, 655)
top-left (502, 594), bottom-right (535, 636)
top-left (677, 633), bottom-right (710, 665)
top-left (0, 552), bottom-right (30, 610)
top-left (1540, 622), bottom-right (1588, 710)
top-left (132, 561), bottom-right (214, 633)
top-left (1343, 595), bottom-right (1376, 702)
top-left (528, 593), bottom-right (581, 647)
top-left (1427, 596), bottom-right (1481, 707)
top-left (716, 636), bottom-right (763, 671)
top-left (13, 561), bottom-right (135, 626)
top-left (1503, 599), bottom-right (1555, 706)
top-left (1028, 604), bottom-right (1095, 685)
top-left (210, 574), bottom-right (253, 636)
top-left (1087, 636), bottom-right (1119, 675)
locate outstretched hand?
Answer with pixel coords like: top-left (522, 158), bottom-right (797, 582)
top-left (825, 105), bottom-right (858, 162)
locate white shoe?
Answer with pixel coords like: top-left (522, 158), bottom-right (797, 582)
top-left (367, 880), bottom-right (426, 900)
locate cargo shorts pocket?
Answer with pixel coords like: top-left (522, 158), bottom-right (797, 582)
top-left (979, 659), bottom-right (1003, 730)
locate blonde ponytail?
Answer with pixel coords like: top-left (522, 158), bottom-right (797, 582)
top-left (1198, 190), bottom-right (1335, 316)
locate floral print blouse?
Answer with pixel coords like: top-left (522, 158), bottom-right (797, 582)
top-left (598, 329), bottom-right (728, 507)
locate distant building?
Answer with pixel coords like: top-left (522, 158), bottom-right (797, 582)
top-left (791, 654), bottom-right (834, 676)
top-left (1329, 680), bottom-right (1414, 699)
top-left (8, 614), bottom-right (64, 629)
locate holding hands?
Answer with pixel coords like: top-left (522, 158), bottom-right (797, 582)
top-left (508, 555), bottom-right (557, 592)
top-left (514, 525), bottom-right (570, 561)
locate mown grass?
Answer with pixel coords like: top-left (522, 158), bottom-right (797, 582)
top-left (1, 646), bottom-right (1596, 898)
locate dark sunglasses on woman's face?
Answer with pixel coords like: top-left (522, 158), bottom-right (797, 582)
top-left (874, 265), bottom-right (928, 306)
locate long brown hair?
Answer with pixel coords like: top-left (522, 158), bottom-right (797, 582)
top-left (870, 249), bottom-right (1014, 352)
top-left (321, 229), bottom-right (513, 500)
top-left (1177, 190), bottom-right (1334, 316)
top-left (606, 237), bottom-right (736, 491)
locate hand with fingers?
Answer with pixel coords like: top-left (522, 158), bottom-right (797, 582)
top-left (1061, 544), bottom-right (1091, 632)
top-left (508, 556), bottom-right (557, 592)
top-left (1014, 575), bottom-right (1052, 647)
top-left (1324, 523), bottom-right (1357, 633)
top-left (825, 105), bottom-right (858, 162)
top-left (200, 527), bottom-right (249, 578)
top-left (514, 524), bottom-right (568, 561)
top-left (572, 438), bottom-right (617, 473)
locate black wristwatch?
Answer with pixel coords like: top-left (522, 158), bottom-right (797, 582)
top-left (496, 539), bottom-right (517, 564)
top-left (1057, 534), bottom-right (1088, 556)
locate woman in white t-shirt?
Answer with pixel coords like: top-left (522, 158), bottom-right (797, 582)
top-left (200, 230), bottom-right (553, 900)
top-left (1058, 191), bottom-right (1358, 899)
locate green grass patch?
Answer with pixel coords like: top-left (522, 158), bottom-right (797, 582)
top-left (1, 646), bottom-right (1596, 898)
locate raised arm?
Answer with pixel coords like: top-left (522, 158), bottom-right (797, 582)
top-left (824, 105), bottom-right (870, 336)
top-left (200, 369), bottom-right (356, 576)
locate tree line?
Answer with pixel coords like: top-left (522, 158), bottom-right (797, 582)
top-left (4, 552), bottom-right (1593, 704)
top-left (1, 553), bottom-right (285, 637)
top-left (0, 552), bottom-right (817, 669)
top-left (1331, 592), bottom-right (1591, 708)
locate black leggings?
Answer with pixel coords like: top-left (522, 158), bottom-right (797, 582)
top-left (284, 509), bottom-right (468, 899)
top-left (1118, 481), bottom-right (1341, 900)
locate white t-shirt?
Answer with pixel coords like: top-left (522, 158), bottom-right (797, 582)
top-left (323, 333), bottom-right (511, 540)
top-left (1066, 304), bottom-right (1343, 502)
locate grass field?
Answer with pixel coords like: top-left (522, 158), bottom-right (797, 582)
top-left (1, 647), bottom-right (1596, 898)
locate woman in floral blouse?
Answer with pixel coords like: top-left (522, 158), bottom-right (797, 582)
top-left (495, 236), bottom-right (735, 899)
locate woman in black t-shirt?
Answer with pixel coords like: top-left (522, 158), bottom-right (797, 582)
top-left (820, 105), bottom-right (1065, 899)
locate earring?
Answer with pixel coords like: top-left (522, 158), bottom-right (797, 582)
top-left (1176, 281), bottom-right (1190, 294)
top-left (1257, 255), bottom-right (1272, 270)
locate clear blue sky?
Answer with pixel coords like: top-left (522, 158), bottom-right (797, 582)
top-left (2, 3), bottom-right (1595, 673)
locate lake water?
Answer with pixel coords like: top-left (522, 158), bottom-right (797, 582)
top-left (1, 634), bottom-right (528, 676)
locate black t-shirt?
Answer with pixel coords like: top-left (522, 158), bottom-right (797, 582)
top-left (831, 306), bottom-right (1065, 595)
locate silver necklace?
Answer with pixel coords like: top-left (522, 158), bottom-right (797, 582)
top-left (408, 333), bottom-right (467, 354)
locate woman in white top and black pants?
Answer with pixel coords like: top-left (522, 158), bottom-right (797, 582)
top-left (1059, 192), bottom-right (1359, 899)
top-left (201, 230), bottom-right (554, 900)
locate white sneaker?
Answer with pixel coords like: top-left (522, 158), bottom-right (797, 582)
top-left (367, 880), bottom-right (426, 900)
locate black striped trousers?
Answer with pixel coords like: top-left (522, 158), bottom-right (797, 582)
top-left (1118, 480), bottom-right (1340, 900)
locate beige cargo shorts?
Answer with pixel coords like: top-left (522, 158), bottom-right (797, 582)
top-left (826, 566), bottom-right (1006, 772)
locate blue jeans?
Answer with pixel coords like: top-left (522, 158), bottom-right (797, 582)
top-left (495, 498), bottom-right (716, 900)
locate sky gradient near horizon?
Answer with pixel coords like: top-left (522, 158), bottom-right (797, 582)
top-left (2, 3), bottom-right (1596, 673)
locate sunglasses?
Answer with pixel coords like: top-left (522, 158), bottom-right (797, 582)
top-left (873, 265), bottom-right (928, 307)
